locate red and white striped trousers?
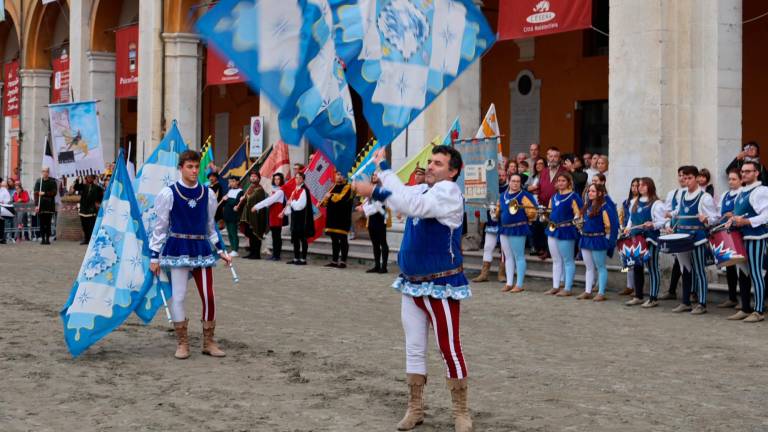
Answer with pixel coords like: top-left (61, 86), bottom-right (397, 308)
top-left (401, 294), bottom-right (468, 379)
top-left (169, 267), bottom-right (216, 322)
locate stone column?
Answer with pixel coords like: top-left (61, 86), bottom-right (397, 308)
top-left (19, 70), bottom-right (52, 188)
top-left (68, 0), bottom-right (94, 101)
top-left (163, 33), bottom-right (201, 148)
top-left (87, 52), bottom-right (117, 164)
top-left (136, 0), bottom-right (164, 164)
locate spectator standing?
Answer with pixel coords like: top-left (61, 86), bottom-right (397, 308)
top-left (0, 180), bottom-right (13, 244)
top-left (73, 175), bottom-right (104, 245)
top-left (537, 147), bottom-right (565, 214)
top-left (34, 168), bottom-right (57, 245)
top-left (563, 154), bottom-right (588, 197)
top-left (240, 172), bottom-right (268, 259)
top-left (358, 173), bottom-right (390, 273)
top-left (726, 141), bottom-right (768, 186)
top-left (526, 143), bottom-right (540, 171)
top-left (222, 177), bottom-right (244, 257)
top-left (320, 172), bottom-right (355, 269)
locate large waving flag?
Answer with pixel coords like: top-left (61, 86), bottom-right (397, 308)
top-left (60, 151), bottom-right (153, 357)
top-left (199, 138), bottom-right (215, 184)
top-left (475, 103), bottom-right (502, 162)
top-left (332, 0), bottom-right (496, 146)
top-left (349, 138), bottom-right (384, 181)
top-left (220, 141), bottom-right (249, 179)
top-left (132, 121), bottom-right (188, 323)
top-left (395, 137), bottom-right (439, 185)
top-left (442, 116), bottom-right (461, 146)
top-left (258, 139), bottom-right (291, 191)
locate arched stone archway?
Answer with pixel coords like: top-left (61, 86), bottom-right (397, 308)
top-left (0, 11), bottom-right (21, 180)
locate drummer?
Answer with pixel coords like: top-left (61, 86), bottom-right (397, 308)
top-left (498, 173), bottom-right (539, 293)
top-left (729, 161), bottom-right (768, 322)
top-left (661, 166), bottom-right (692, 301)
top-left (619, 178), bottom-right (641, 297)
top-left (545, 172), bottom-right (583, 297)
top-left (718, 169), bottom-right (751, 314)
top-left (623, 177), bottom-right (667, 308)
top-left (577, 184), bottom-right (619, 301)
top-left (666, 166), bottom-right (719, 315)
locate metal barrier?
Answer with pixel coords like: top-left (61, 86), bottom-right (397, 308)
top-left (1, 203), bottom-right (56, 243)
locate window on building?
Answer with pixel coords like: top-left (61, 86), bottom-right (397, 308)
top-left (583, 0), bottom-right (609, 57)
top-left (577, 100), bottom-right (608, 156)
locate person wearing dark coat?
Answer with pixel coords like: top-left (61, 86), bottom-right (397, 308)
top-left (239, 172), bottom-right (268, 259)
top-left (73, 175), bottom-right (104, 244)
top-left (725, 141), bottom-right (768, 186)
top-left (320, 172), bottom-right (354, 268)
top-left (34, 168), bottom-right (58, 245)
top-left (284, 171), bottom-right (315, 265)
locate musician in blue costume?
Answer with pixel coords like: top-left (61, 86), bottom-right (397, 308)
top-left (472, 163), bottom-right (509, 283)
top-left (660, 167), bottom-right (691, 300)
top-left (354, 145), bottom-right (473, 432)
top-left (623, 178), bottom-right (667, 307)
top-left (618, 178), bottom-right (641, 296)
top-left (718, 169), bottom-right (751, 314)
top-left (545, 172), bottom-right (583, 297)
top-left (729, 161), bottom-right (768, 322)
top-left (577, 184), bottom-right (618, 301)
top-left (149, 150), bottom-right (231, 360)
top-left (498, 173), bottom-right (538, 293)
top-left (666, 166), bottom-right (719, 315)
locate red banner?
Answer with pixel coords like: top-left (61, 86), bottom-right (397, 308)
top-left (51, 51), bottom-right (70, 104)
top-left (3, 60), bottom-right (20, 116)
top-left (115, 25), bottom-right (139, 98)
top-left (499, 0), bottom-right (592, 40)
top-left (206, 46), bottom-right (245, 85)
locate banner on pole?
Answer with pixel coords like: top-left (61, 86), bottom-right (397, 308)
top-left (48, 101), bottom-right (105, 177)
top-left (499, 0), bottom-right (592, 40)
top-left (454, 137), bottom-right (500, 218)
top-left (3, 60), bottom-right (20, 116)
top-left (52, 49), bottom-right (70, 104)
top-left (115, 25), bottom-right (139, 98)
top-left (249, 116), bottom-right (264, 158)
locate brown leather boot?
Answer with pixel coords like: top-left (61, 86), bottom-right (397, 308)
top-left (497, 262), bottom-right (506, 282)
top-left (472, 262), bottom-right (490, 283)
top-left (173, 319), bottom-right (190, 360)
top-left (201, 320), bottom-right (226, 357)
top-left (396, 374), bottom-right (426, 430)
top-left (447, 378), bottom-right (472, 432)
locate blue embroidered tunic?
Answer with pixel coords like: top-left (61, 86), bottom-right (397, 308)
top-left (373, 169), bottom-right (470, 300)
top-left (579, 203), bottom-right (612, 250)
top-left (734, 183), bottom-right (768, 240)
top-left (672, 189), bottom-right (718, 245)
top-left (149, 181), bottom-right (224, 267)
top-left (546, 190), bottom-right (583, 240)
top-left (498, 189), bottom-right (537, 237)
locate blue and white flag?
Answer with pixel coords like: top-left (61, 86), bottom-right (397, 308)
top-left (279, 0), bottom-right (357, 175)
top-left (60, 151), bottom-right (153, 357)
top-left (349, 139), bottom-right (384, 182)
top-left (442, 116), bottom-right (461, 146)
top-left (332, 0), bottom-right (495, 146)
top-left (132, 121), bottom-right (188, 323)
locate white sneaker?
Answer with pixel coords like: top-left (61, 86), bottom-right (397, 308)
top-left (229, 251), bottom-right (239, 257)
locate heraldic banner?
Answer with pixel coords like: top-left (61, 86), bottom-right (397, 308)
top-left (454, 137), bottom-right (501, 222)
top-left (48, 101), bottom-right (105, 177)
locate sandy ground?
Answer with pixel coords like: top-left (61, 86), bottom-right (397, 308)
top-left (2, 241), bottom-right (768, 432)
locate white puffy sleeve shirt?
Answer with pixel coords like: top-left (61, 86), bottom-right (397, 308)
top-left (377, 170), bottom-right (464, 230)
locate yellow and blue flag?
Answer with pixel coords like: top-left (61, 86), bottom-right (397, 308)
top-left (220, 142), bottom-right (249, 179)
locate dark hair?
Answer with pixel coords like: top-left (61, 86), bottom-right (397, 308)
top-left (742, 160), bottom-right (761, 172)
top-left (207, 172), bottom-right (218, 179)
top-left (533, 157), bottom-right (546, 175)
top-left (727, 167), bottom-right (742, 178)
top-left (632, 177), bottom-right (660, 213)
top-left (680, 166), bottom-right (699, 177)
top-left (508, 173), bottom-right (524, 185)
top-left (178, 150), bottom-right (201, 167)
top-left (519, 160), bottom-right (529, 169)
top-left (554, 171), bottom-right (574, 189)
top-left (249, 171), bottom-right (261, 181)
top-left (626, 177), bottom-right (641, 203)
top-left (743, 141), bottom-right (760, 154)
top-left (582, 184), bottom-right (606, 218)
top-left (227, 176), bottom-right (240, 184)
top-left (677, 165), bottom-right (689, 174)
top-left (547, 146), bottom-right (561, 153)
top-left (431, 145), bottom-right (463, 181)
top-left (593, 173), bottom-right (606, 184)
top-left (272, 172), bottom-right (285, 186)
top-left (293, 163), bottom-right (305, 172)
top-left (295, 171), bottom-right (306, 180)
top-left (697, 168), bottom-right (711, 183)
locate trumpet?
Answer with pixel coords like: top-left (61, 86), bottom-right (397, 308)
top-left (547, 216), bottom-right (584, 233)
top-left (508, 199), bottom-right (547, 216)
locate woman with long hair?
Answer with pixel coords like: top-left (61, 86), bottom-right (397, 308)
top-left (527, 157), bottom-right (548, 258)
top-left (619, 178), bottom-right (641, 296)
top-left (624, 177), bottom-right (666, 307)
top-left (545, 172), bottom-right (583, 296)
top-left (577, 184), bottom-right (617, 301)
top-left (283, 172), bottom-right (315, 265)
top-left (498, 173), bottom-right (538, 292)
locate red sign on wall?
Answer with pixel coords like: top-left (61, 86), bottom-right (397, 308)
top-left (498, 0), bottom-right (592, 41)
top-left (206, 46), bottom-right (245, 85)
top-left (51, 50), bottom-right (70, 104)
top-left (115, 25), bottom-right (139, 98)
top-left (3, 60), bottom-right (20, 116)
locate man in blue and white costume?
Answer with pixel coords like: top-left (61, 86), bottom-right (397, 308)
top-left (354, 145), bottom-right (473, 432)
top-left (729, 161), bottom-right (768, 322)
top-left (149, 150), bottom-right (231, 359)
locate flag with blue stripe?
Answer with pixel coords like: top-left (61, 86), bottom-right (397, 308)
top-left (132, 121), bottom-right (188, 323)
top-left (442, 116), bottom-right (461, 146)
top-left (60, 150), bottom-right (153, 357)
top-left (279, 0), bottom-right (358, 175)
top-left (331, 0), bottom-right (495, 147)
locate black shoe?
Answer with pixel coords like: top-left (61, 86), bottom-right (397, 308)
top-left (270, 256), bottom-right (281, 261)
top-left (295, 260), bottom-right (307, 265)
top-left (325, 262), bottom-right (339, 268)
top-left (0, 240), bottom-right (6, 245)
top-left (246, 254), bottom-right (261, 260)
top-left (286, 259), bottom-right (298, 264)
top-left (337, 262), bottom-right (347, 269)
top-left (378, 268), bottom-right (388, 274)
top-left (366, 267), bottom-right (380, 273)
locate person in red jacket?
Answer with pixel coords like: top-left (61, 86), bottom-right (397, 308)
top-left (251, 173), bottom-right (288, 261)
top-left (534, 147), bottom-right (565, 259)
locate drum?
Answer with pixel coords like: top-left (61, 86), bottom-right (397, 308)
top-left (617, 234), bottom-right (649, 267)
top-left (708, 226), bottom-right (747, 267)
top-left (658, 233), bottom-right (696, 254)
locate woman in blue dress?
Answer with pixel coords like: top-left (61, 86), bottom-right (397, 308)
top-left (545, 172), bottom-right (583, 296)
top-left (498, 173), bottom-right (538, 293)
top-left (618, 178), bottom-right (640, 296)
top-left (577, 184), bottom-right (618, 301)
